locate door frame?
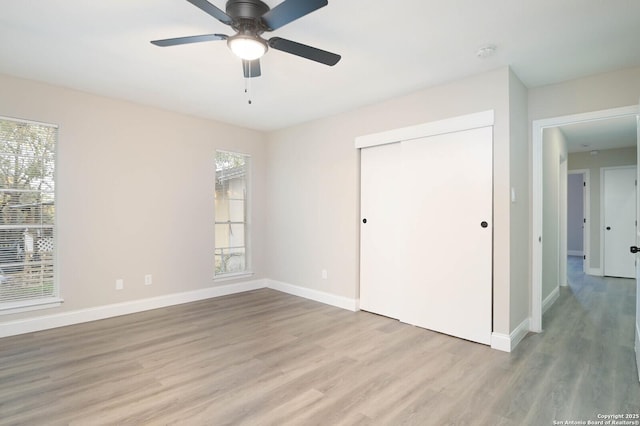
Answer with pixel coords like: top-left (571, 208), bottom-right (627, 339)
top-left (532, 105), bottom-right (638, 332)
top-left (559, 155), bottom-right (568, 286)
top-left (567, 169), bottom-right (590, 274)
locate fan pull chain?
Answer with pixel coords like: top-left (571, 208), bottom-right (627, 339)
top-left (244, 77), bottom-right (253, 105)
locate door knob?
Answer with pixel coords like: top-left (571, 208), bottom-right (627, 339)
top-left (362, 218), bottom-right (367, 224)
top-left (606, 226), bottom-right (611, 230)
top-left (631, 246), bottom-right (639, 254)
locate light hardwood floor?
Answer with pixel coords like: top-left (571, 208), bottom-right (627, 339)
top-left (1, 261), bottom-right (639, 425)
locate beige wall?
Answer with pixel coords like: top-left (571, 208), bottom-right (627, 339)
top-left (1, 68), bottom-right (527, 338)
top-left (0, 74), bottom-right (266, 322)
top-left (568, 147), bottom-right (637, 270)
top-left (266, 66), bottom-right (525, 336)
top-left (6, 63), bottom-right (637, 338)
top-left (542, 127), bottom-right (567, 300)
top-left (529, 67), bottom-right (640, 121)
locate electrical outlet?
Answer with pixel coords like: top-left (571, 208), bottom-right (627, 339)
top-left (321, 269), bottom-right (328, 280)
top-left (116, 279), bottom-right (124, 290)
top-left (144, 274), bottom-right (152, 286)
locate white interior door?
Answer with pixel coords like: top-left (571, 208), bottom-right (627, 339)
top-left (603, 166), bottom-right (637, 278)
top-left (400, 127), bottom-right (493, 345)
top-left (359, 143), bottom-right (403, 319)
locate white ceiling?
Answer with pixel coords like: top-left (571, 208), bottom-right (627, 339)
top-left (560, 116), bottom-right (638, 153)
top-left (1, 0), bottom-right (640, 131)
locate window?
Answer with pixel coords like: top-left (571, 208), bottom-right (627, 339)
top-left (214, 151), bottom-right (250, 277)
top-left (0, 116), bottom-right (58, 312)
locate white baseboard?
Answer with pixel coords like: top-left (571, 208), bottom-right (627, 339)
top-left (542, 287), bottom-right (560, 315)
top-left (511, 318), bottom-right (531, 350)
top-left (491, 317), bottom-right (530, 353)
top-left (0, 279), bottom-right (361, 338)
top-left (267, 279), bottom-right (359, 312)
top-left (567, 250), bottom-right (583, 257)
top-left (587, 268), bottom-right (603, 276)
top-left (490, 333), bottom-right (510, 352)
top-left (0, 279), bottom-right (266, 339)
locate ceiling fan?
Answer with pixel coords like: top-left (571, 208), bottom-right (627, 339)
top-left (151, 0), bottom-right (341, 78)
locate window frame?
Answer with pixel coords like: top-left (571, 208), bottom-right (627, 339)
top-left (0, 115), bottom-right (62, 315)
top-left (214, 150), bottom-right (252, 280)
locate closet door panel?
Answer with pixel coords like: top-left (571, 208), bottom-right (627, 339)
top-left (359, 142), bottom-right (403, 319)
top-left (400, 126), bottom-right (493, 344)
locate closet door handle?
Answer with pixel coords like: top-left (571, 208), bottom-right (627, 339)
top-left (606, 226), bottom-right (611, 230)
top-left (631, 246), bottom-right (639, 254)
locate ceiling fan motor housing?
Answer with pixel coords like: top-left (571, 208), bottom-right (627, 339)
top-left (226, 0), bottom-right (270, 31)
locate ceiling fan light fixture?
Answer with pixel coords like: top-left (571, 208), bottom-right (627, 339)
top-left (228, 34), bottom-right (267, 60)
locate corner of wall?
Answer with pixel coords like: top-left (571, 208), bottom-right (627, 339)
top-left (491, 317), bottom-right (530, 352)
top-left (507, 66), bottom-right (531, 335)
top-left (266, 279), bottom-right (359, 312)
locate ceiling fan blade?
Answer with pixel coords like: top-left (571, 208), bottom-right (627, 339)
top-left (242, 59), bottom-right (261, 78)
top-left (261, 0), bottom-right (328, 31)
top-left (185, 0), bottom-right (233, 25)
top-left (268, 37), bottom-right (340, 66)
top-left (151, 34), bottom-right (228, 47)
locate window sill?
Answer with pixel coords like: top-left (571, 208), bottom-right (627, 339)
top-left (213, 271), bottom-right (254, 283)
top-left (0, 297), bottom-right (64, 316)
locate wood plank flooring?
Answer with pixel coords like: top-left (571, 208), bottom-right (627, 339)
top-left (1, 260), bottom-right (638, 425)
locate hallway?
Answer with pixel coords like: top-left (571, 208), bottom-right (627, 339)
top-left (514, 255), bottom-right (639, 418)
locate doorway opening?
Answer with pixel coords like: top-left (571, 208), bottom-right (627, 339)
top-left (567, 170), bottom-right (589, 274)
top-left (532, 105), bottom-right (639, 332)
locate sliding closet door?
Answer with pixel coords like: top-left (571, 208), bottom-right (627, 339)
top-left (400, 126), bottom-right (493, 344)
top-left (359, 142), bottom-right (403, 319)
top-left (359, 125), bottom-right (493, 345)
